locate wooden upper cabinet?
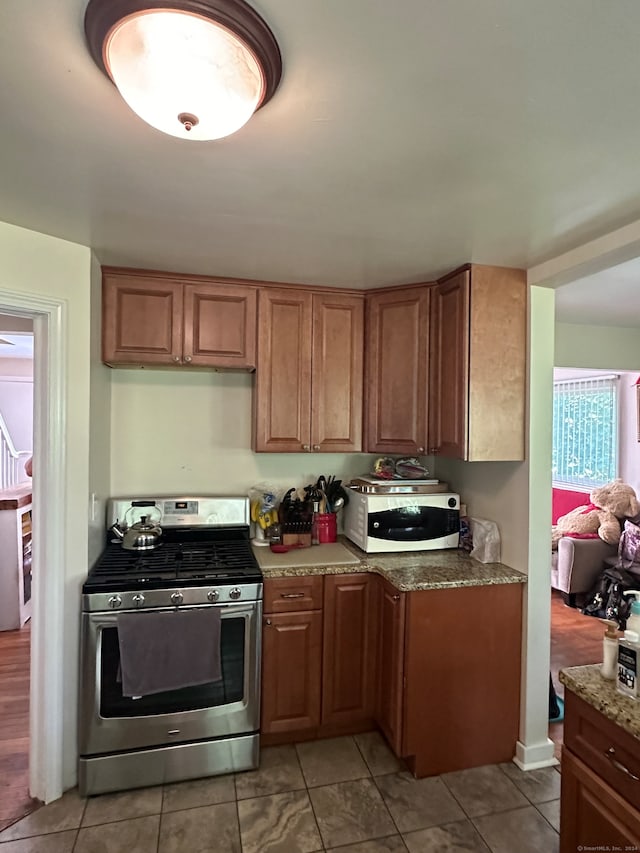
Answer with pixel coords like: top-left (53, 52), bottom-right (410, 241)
top-left (321, 574), bottom-right (377, 728)
top-left (183, 283), bottom-right (257, 368)
top-left (254, 288), bottom-right (364, 453)
top-left (429, 264), bottom-right (526, 461)
top-left (311, 293), bottom-right (363, 452)
top-left (428, 269), bottom-right (469, 459)
top-left (102, 269), bottom-right (257, 369)
top-left (102, 273), bottom-right (183, 366)
top-left (254, 288), bottom-right (314, 452)
top-left (364, 286), bottom-right (431, 454)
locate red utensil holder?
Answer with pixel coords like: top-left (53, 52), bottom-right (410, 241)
top-left (316, 512), bottom-right (337, 543)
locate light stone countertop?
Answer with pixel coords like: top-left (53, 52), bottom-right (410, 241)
top-left (560, 664), bottom-right (640, 741)
top-left (253, 538), bottom-right (527, 592)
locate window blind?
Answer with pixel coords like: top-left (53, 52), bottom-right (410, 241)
top-left (552, 374), bottom-right (619, 490)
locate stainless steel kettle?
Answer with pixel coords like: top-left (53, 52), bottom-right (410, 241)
top-left (109, 515), bottom-right (162, 551)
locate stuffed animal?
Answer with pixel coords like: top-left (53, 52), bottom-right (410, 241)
top-left (554, 480), bottom-right (640, 546)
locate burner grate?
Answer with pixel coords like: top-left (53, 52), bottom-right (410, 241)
top-left (85, 538), bottom-right (260, 591)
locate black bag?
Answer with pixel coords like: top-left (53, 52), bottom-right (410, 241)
top-left (582, 565), bottom-right (638, 628)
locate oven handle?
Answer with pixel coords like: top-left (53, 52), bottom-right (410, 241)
top-left (87, 602), bottom-right (257, 626)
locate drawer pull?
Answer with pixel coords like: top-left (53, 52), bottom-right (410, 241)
top-left (606, 747), bottom-right (640, 781)
top-left (281, 592), bottom-right (305, 599)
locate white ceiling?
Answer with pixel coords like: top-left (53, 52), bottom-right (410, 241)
top-left (2, 0), bottom-right (640, 321)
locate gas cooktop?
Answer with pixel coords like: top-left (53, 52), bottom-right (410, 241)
top-left (85, 529), bottom-right (261, 594)
top-left (84, 496), bottom-right (263, 602)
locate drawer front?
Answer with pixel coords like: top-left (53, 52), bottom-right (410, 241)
top-left (564, 691), bottom-right (640, 810)
top-left (264, 576), bottom-right (324, 613)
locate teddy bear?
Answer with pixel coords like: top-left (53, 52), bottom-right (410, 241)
top-left (553, 479), bottom-right (640, 546)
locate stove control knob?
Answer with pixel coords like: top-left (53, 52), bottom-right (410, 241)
top-left (108, 595), bottom-right (122, 609)
top-left (132, 594), bottom-right (145, 608)
top-left (207, 590), bottom-right (219, 602)
top-left (229, 587), bottom-right (242, 600)
top-left (171, 591), bottom-right (184, 606)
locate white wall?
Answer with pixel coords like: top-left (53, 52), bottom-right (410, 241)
top-left (110, 368), bottom-right (375, 500)
top-left (556, 323), bottom-right (640, 370)
top-left (0, 373), bottom-right (33, 452)
top-left (0, 220), bottom-right (92, 791)
top-left (88, 252), bottom-right (111, 564)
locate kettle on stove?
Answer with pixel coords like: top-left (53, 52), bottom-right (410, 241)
top-left (109, 515), bottom-right (162, 551)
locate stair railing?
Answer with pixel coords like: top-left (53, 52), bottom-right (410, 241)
top-left (0, 411), bottom-right (30, 490)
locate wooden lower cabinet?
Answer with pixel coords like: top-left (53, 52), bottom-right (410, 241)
top-left (402, 583), bottom-right (522, 776)
top-left (261, 573), bottom-right (523, 774)
top-left (561, 689), bottom-right (640, 851)
top-left (561, 749), bottom-right (640, 851)
top-left (376, 578), bottom-right (406, 754)
top-left (261, 610), bottom-right (322, 735)
top-left (322, 574), bottom-right (377, 728)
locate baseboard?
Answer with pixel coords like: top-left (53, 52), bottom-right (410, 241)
top-left (513, 739), bottom-right (558, 770)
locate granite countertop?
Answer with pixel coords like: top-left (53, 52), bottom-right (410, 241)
top-left (0, 483), bottom-right (32, 510)
top-left (253, 538), bottom-right (526, 592)
top-left (560, 664), bottom-right (640, 740)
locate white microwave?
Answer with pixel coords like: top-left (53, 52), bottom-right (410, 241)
top-left (343, 491), bottom-right (461, 553)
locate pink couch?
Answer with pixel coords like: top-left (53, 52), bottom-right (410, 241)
top-left (552, 487), bottom-right (590, 524)
top-left (551, 487), bottom-right (617, 605)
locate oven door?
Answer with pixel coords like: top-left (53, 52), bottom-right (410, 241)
top-left (368, 505), bottom-right (460, 542)
top-left (79, 601), bottom-right (261, 756)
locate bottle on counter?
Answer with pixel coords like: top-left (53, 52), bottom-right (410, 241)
top-left (601, 619), bottom-right (619, 680)
top-left (617, 629), bottom-right (640, 699)
top-left (311, 501), bottom-right (320, 546)
top-left (624, 590), bottom-right (640, 634)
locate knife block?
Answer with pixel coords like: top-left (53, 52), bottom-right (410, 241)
top-left (282, 532), bottom-right (312, 548)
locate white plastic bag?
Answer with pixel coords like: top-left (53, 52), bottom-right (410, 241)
top-left (469, 517), bottom-right (501, 563)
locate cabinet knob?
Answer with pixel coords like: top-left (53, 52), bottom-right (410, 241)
top-left (392, 594), bottom-right (401, 601)
top-left (172, 356), bottom-right (180, 363)
top-left (183, 355), bottom-right (192, 363)
top-left (313, 445), bottom-right (320, 451)
top-left (302, 444), bottom-right (310, 451)
top-left (265, 618), bottom-right (272, 626)
top-left (417, 447), bottom-right (424, 453)
top-left (429, 447), bottom-right (439, 454)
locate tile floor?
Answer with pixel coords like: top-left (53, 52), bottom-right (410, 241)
top-left (0, 732), bottom-right (561, 853)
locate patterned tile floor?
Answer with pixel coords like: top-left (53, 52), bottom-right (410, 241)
top-left (0, 732), bottom-right (561, 853)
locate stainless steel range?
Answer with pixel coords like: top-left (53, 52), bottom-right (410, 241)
top-left (78, 496), bottom-right (262, 796)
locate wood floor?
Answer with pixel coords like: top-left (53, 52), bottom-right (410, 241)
top-left (0, 591), bottom-right (605, 831)
top-left (548, 589), bottom-right (604, 756)
top-left (0, 623), bottom-right (40, 832)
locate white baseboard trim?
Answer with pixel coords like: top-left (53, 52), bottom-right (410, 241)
top-left (513, 739), bottom-right (558, 771)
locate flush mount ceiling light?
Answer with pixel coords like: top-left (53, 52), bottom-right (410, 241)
top-left (84, 0), bottom-right (282, 140)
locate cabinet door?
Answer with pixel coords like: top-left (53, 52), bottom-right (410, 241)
top-left (428, 269), bottom-right (469, 459)
top-left (375, 578), bottom-right (406, 755)
top-left (102, 273), bottom-right (184, 366)
top-left (183, 283), bottom-right (257, 369)
top-left (560, 748), bottom-right (640, 853)
top-left (311, 293), bottom-right (364, 452)
top-left (322, 574), bottom-right (376, 727)
top-left (254, 289), bottom-right (313, 452)
top-left (365, 287), bottom-right (430, 454)
top-left (403, 583), bottom-right (522, 777)
top-left (261, 611), bottom-right (322, 735)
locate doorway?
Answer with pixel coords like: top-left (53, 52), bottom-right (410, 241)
top-left (0, 315), bottom-right (34, 828)
top-left (0, 291), bottom-right (67, 807)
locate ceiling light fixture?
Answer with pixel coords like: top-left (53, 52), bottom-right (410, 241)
top-left (84, 0), bottom-right (282, 140)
